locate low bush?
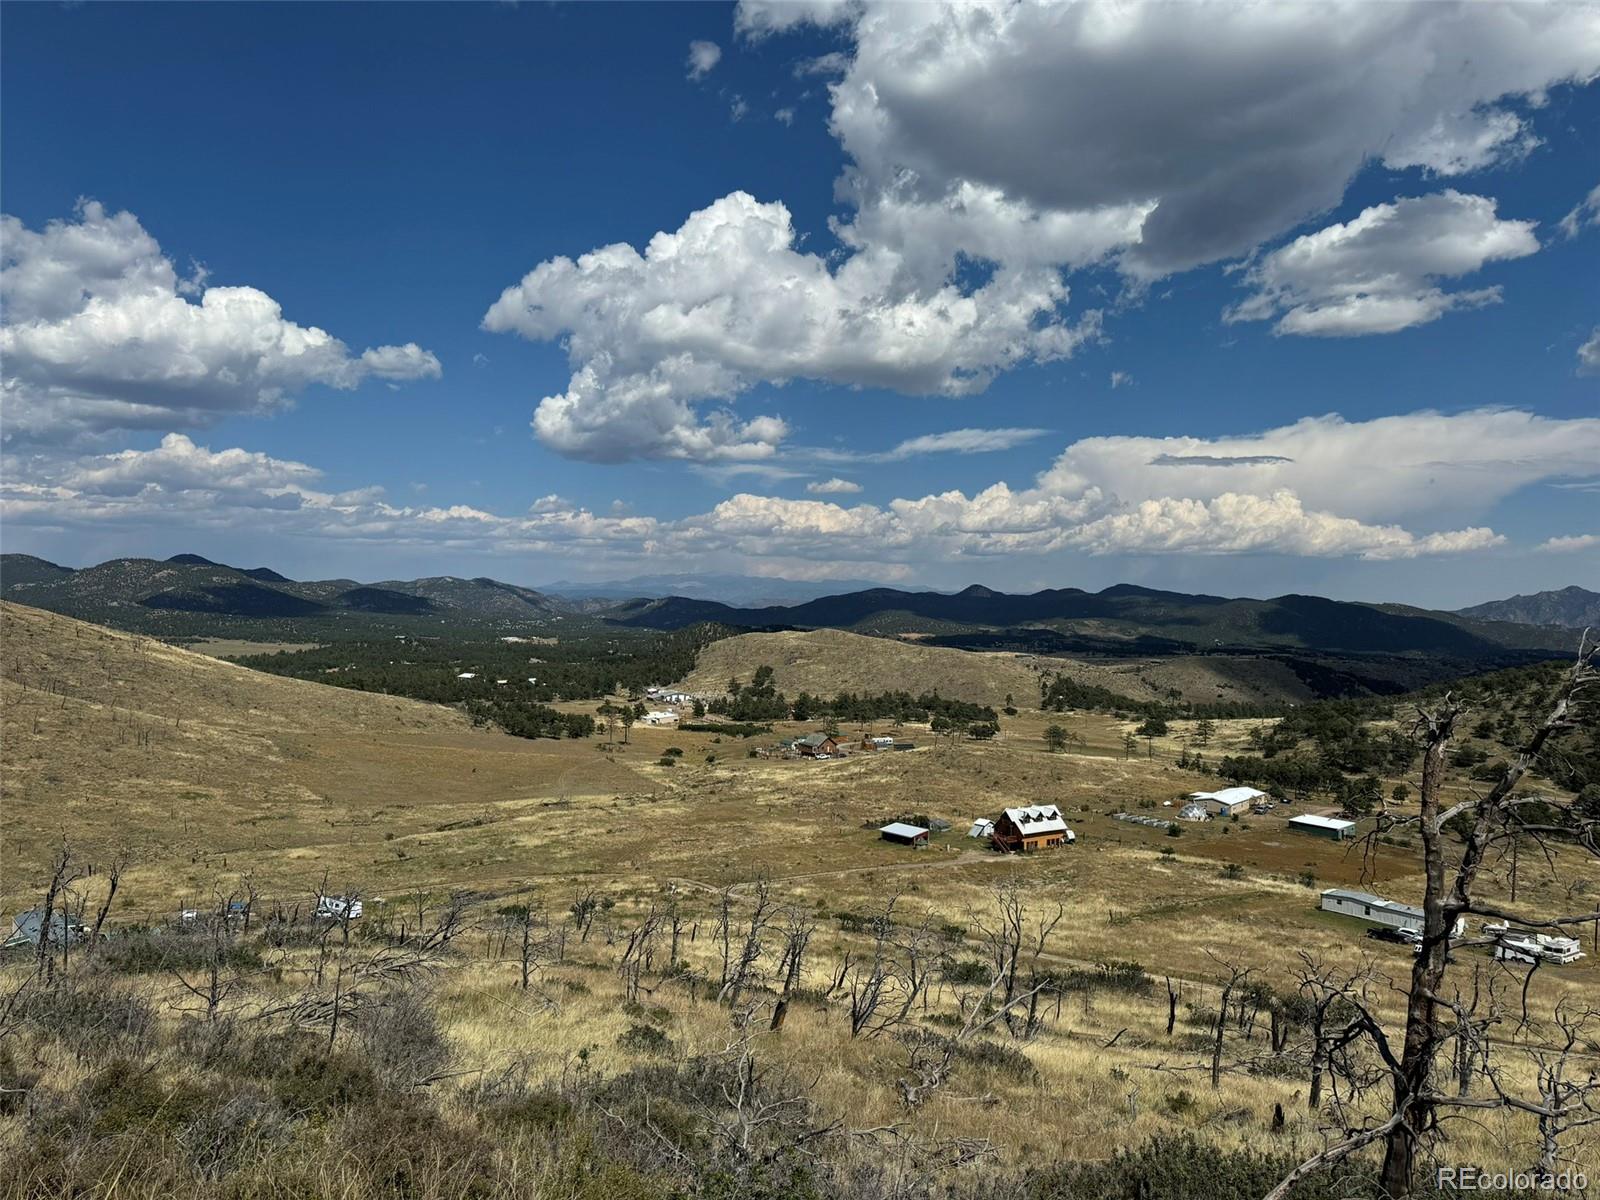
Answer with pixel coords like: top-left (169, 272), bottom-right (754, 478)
top-left (617, 1023), bottom-right (674, 1056)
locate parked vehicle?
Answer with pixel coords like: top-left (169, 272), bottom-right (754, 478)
top-left (1366, 927), bottom-right (1411, 945)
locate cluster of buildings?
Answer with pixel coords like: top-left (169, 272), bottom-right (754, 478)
top-left (880, 804), bottom-right (1076, 853)
top-left (776, 732), bottom-right (912, 760)
top-left (1171, 787), bottom-right (1358, 841)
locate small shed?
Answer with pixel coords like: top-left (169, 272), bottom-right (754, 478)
top-left (1289, 814), bottom-right (1355, 841)
top-left (879, 822), bottom-right (930, 847)
top-left (967, 818), bottom-right (996, 839)
top-left (1176, 803), bottom-right (1211, 821)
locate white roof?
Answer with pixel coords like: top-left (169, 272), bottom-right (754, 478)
top-left (880, 822), bottom-right (929, 839)
top-left (1002, 805), bottom-right (1067, 835)
top-left (1321, 888), bottom-right (1421, 919)
top-left (1290, 814), bottom-right (1355, 831)
top-left (1188, 787), bottom-right (1266, 805)
top-left (1177, 803), bottom-right (1211, 819)
top-left (967, 818), bottom-right (995, 837)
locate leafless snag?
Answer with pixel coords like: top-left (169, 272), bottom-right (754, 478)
top-left (1270, 631), bottom-right (1600, 1199)
top-left (769, 907), bottom-right (815, 1032)
top-left (718, 879), bottom-right (775, 1010)
top-left (171, 891), bottom-right (247, 1024)
top-left (88, 848), bottom-right (130, 948)
top-left (33, 840), bottom-right (84, 984)
top-left (972, 881), bottom-right (1063, 1040)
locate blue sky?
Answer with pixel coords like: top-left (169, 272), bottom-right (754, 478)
top-left (2, 1), bottom-right (1596, 607)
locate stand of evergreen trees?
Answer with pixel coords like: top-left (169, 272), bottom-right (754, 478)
top-left (707, 666), bottom-right (999, 727)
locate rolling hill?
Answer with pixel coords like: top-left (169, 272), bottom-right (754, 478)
top-left (680, 628), bottom-right (1044, 707)
top-left (677, 627), bottom-right (1332, 708)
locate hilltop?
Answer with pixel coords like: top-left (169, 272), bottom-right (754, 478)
top-left (680, 627), bottom-right (1328, 709)
top-left (1456, 585), bottom-right (1600, 629)
top-left (680, 628), bottom-right (1043, 706)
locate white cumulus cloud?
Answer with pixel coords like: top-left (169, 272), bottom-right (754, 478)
top-left (686, 39), bottom-right (722, 80)
top-left (1579, 327), bottom-right (1600, 375)
top-left (1536, 533), bottom-right (1599, 554)
top-left (742, 0), bottom-right (1599, 277)
top-left (483, 191), bottom-right (1098, 462)
top-left (0, 201), bottom-right (440, 444)
top-left (8, 411), bottom-right (1591, 573)
top-left (1559, 182), bottom-right (1600, 238)
top-left (1226, 192), bottom-right (1540, 336)
top-left (806, 477), bottom-right (862, 495)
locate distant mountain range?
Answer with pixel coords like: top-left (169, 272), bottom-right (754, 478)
top-left (605, 582), bottom-right (1579, 662)
top-left (0, 553), bottom-right (1586, 675)
top-left (1455, 586), bottom-right (1600, 630)
top-left (538, 572), bottom-right (934, 608)
top-left (0, 553), bottom-right (567, 631)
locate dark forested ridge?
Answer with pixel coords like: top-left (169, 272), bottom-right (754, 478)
top-left (0, 553), bottom-right (571, 635)
top-left (606, 581), bottom-right (1574, 660)
top-left (5, 554), bottom-right (1578, 666)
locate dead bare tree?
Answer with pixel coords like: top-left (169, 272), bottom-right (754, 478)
top-left (1270, 632), bottom-right (1600, 1199)
top-left (896, 952), bottom-right (1059, 1109)
top-left (718, 879), bottom-right (776, 1010)
top-left (972, 881), bottom-right (1063, 1040)
top-left (87, 849), bottom-right (128, 950)
top-left (1207, 953), bottom-right (1252, 1090)
top-left (769, 907), bottom-right (815, 1032)
top-left (33, 840), bottom-right (82, 983)
top-left (618, 901), bottom-right (663, 1003)
top-left (171, 892), bottom-right (248, 1023)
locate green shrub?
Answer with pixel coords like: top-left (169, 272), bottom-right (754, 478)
top-left (270, 1046), bottom-right (383, 1115)
top-left (617, 1023), bottom-right (674, 1056)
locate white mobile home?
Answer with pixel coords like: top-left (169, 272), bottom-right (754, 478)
top-left (1320, 888), bottom-right (1465, 937)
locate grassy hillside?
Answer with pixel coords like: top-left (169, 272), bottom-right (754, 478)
top-left (682, 628), bottom-right (1329, 709)
top-left (0, 601), bottom-right (648, 906)
top-left (680, 628), bottom-right (1043, 706)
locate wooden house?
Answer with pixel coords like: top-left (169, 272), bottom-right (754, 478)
top-left (991, 805), bottom-right (1074, 853)
top-left (796, 733), bottom-right (841, 757)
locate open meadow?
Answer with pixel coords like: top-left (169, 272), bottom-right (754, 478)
top-left (3, 601), bottom-right (1597, 1199)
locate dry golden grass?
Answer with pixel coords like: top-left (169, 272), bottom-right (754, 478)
top-left (5, 600), bottom-right (1598, 1188)
top-left (680, 627), bottom-right (1043, 706)
top-left (680, 627), bottom-right (1322, 709)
